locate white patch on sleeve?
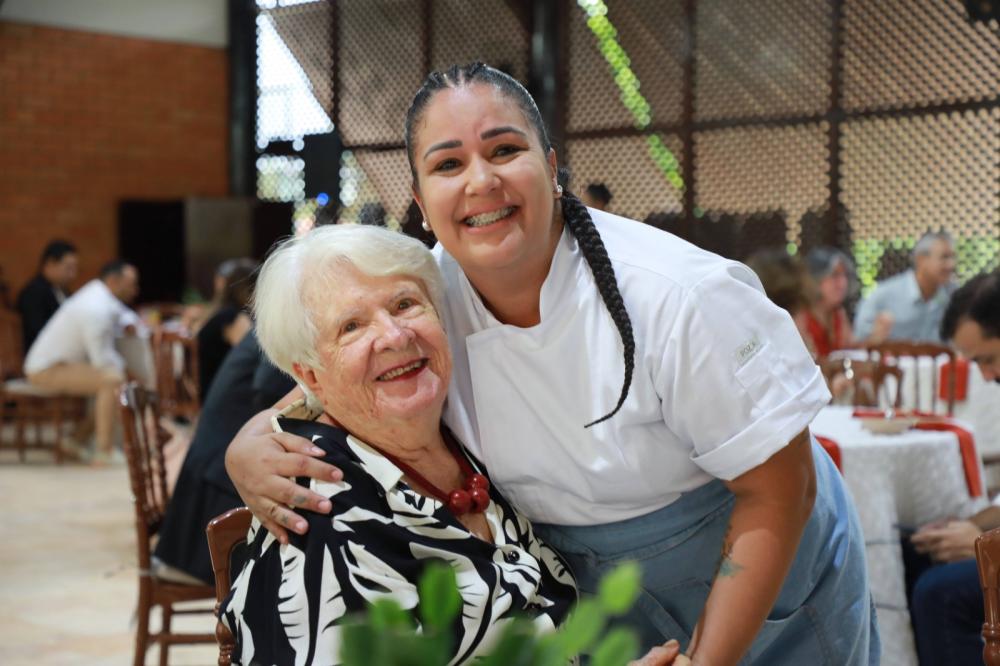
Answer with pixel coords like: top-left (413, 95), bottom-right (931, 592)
top-left (734, 335), bottom-right (763, 369)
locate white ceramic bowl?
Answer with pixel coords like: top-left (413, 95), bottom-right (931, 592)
top-left (859, 417), bottom-right (917, 435)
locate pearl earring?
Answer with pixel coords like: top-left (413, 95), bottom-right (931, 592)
top-left (555, 184), bottom-right (563, 196)
top-left (421, 219), bottom-right (432, 232)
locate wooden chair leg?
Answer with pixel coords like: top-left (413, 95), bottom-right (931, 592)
top-left (134, 581), bottom-right (152, 666)
top-left (158, 604), bottom-right (172, 666)
top-left (216, 617), bottom-right (235, 666)
top-left (14, 399), bottom-right (27, 462)
top-left (52, 399), bottom-right (64, 464)
top-left (30, 403), bottom-right (42, 453)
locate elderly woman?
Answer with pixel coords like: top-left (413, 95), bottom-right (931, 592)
top-left (220, 224), bottom-right (678, 666)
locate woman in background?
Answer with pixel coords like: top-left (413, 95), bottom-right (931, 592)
top-left (195, 258), bottom-right (256, 397)
top-left (802, 247), bottom-right (857, 357)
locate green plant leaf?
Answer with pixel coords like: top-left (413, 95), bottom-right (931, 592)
top-left (418, 563), bottom-right (462, 630)
top-left (340, 623), bottom-right (385, 666)
top-left (531, 634), bottom-right (570, 666)
top-left (476, 619), bottom-right (537, 666)
top-left (369, 597), bottom-right (413, 632)
top-left (591, 626), bottom-right (640, 666)
top-left (597, 562), bottom-right (641, 615)
top-left (555, 598), bottom-right (605, 655)
top-left (385, 631), bottom-right (454, 666)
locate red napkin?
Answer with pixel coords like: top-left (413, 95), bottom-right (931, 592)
top-left (940, 358), bottom-right (969, 402)
top-left (815, 435), bottom-right (842, 473)
top-left (914, 420), bottom-right (982, 497)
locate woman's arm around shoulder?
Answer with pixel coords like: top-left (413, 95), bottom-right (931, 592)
top-left (225, 385), bottom-right (345, 543)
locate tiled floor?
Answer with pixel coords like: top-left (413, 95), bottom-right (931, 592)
top-left (0, 445), bottom-right (218, 665)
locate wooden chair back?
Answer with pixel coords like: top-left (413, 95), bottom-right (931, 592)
top-left (865, 341), bottom-right (957, 415)
top-left (976, 527), bottom-right (1000, 666)
top-left (0, 308), bottom-right (24, 379)
top-left (120, 382), bottom-right (217, 666)
top-left (153, 327), bottom-right (200, 421)
top-left (818, 357), bottom-right (903, 408)
top-left (0, 309), bottom-right (87, 463)
top-left (206, 507), bottom-right (253, 666)
top-left (119, 383), bottom-right (170, 568)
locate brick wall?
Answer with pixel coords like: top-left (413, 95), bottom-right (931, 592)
top-left (0, 22), bottom-right (228, 299)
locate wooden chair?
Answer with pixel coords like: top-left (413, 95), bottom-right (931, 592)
top-left (865, 341), bottom-right (957, 415)
top-left (119, 382), bottom-right (215, 666)
top-left (152, 327), bottom-right (200, 422)
top-left (0, 308), bottom-right (87, 462)
top-left (206, 507), bottom-right (253, 666)
top-left (818, 356), bottom-right (903, 408)
top-left (975, 527), bottom-right (1000, 666)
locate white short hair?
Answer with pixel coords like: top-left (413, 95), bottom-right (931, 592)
top-left (253, 224), bottom-right (445, 376)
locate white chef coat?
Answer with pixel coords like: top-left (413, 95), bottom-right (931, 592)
top-left (434, 208), bottom-right (830, 525)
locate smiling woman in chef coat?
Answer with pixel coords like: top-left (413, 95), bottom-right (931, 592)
top-left (225, 63), bottom-right (879, 665)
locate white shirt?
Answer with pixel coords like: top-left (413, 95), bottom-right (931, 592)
top-left (435, 209), bottom-right (831, 525)
top-left (24, 279), bottom-right (129, 374)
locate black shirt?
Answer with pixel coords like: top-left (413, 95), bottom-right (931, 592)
top-left (196, 305), bottom-right (243, 398)
top-left (16, 275), bottom-right (64, 352)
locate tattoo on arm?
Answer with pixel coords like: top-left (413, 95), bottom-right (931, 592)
top-left (717, 541), bottom-right (744, 577)
top-left (714, 526), bottom-right (744, 578)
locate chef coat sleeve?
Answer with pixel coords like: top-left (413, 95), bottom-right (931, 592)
top-left (657, 263), bottom-right (831, 480)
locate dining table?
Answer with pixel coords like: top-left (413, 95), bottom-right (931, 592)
top-left (809, 405), bottom-right (988, 666)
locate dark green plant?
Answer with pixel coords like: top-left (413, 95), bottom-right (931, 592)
top-left (340, 561), bottom-right (643, 666)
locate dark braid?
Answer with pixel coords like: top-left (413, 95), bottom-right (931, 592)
top-left (560, 190), bottom-right (636, 427)
top-left (405, 62), bottom-right (635, 426)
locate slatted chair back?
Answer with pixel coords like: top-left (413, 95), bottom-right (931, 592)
top-left (0, 308), bottom-right (24, 379)
top-left (119, 382), bottom-right (170, 565)
top-left (206, 507), bottom-right (253, 666)
top-left (976, 527), bottom-right (1000, 666)
top-left (120, 382), bottom-right (217, 666)
top-left (818, 356), bottom-right (903, 408)
top-left (153, 327), bottom-right (200, 421)
top-left (865, 341), bottom-right (957, 415)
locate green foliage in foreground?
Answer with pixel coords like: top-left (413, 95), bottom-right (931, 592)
top-left (340, 561), bottom-right (643, 666)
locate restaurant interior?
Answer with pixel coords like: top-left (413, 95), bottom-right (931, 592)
top-left (1, 1), bottom-right (999, 664)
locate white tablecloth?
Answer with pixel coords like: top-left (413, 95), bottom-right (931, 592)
top-left (810, 406), bottom-right (988, 666)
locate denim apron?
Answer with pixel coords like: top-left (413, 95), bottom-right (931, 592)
top-left (533, 439), bottom-right (880, 665)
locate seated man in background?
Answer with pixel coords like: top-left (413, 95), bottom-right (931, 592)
top-left (905, 271), bottom-right (1000, 665)
top-left (23, 260), bottom-right (140, 464)
top-left (16, 239), bottom-right (79, 351)
top-left (854, 231), bottom-right (956, 342)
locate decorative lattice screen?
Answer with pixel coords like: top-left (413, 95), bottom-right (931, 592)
top-left (254, 0), bottom-right (999, 287)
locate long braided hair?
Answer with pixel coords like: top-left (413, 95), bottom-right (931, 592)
top-left (404, 62), bottom-right (635, 427)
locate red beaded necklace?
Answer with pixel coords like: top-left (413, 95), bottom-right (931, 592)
top-left (367, 428), bottom-right (490, 517)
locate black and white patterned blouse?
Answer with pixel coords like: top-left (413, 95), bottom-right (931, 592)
top-left (221, 416), bottom-right (577, 666)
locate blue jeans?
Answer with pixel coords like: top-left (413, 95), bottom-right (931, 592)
top-left (909, 558), bottom-right (983, 665)
top-left (533, 439), bottom-right (880, 665)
